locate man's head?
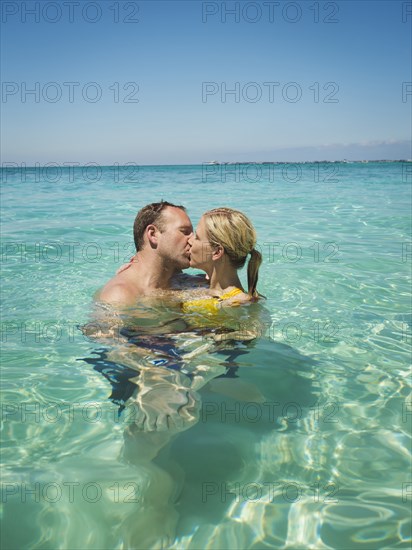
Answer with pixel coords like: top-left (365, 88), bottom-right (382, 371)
top-left (133, 201), bottom-right (193, 269)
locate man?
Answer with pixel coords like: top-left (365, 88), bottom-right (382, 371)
top-left (90, 201), bottom-right (205, 433)
top-left (98, 201), bottom-right (194, 306)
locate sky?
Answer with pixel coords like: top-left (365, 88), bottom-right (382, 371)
top-left (1, 0), bottom-right (411, 164)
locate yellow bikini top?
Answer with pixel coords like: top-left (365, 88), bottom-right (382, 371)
top-left (182, 287), bottom-right (244, 315)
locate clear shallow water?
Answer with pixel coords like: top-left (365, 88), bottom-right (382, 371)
top-left (1, 162), bottom-right (411, 549)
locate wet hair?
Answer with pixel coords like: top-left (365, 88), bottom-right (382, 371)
top-left (133, 201), bottom-right (186, 251)
top-left (203, 207), bottom-right (262, 298)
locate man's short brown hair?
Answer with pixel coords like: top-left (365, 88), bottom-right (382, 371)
top-left (133, 201), bottom-right (186, 251)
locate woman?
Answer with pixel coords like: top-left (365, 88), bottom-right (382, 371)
top-left (183, 207), bottom-right (262, 313)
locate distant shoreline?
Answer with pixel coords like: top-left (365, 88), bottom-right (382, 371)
top-left (1, 159), bottom-right (411, 170)
top-left (201, 159), bottom-right (412, 165)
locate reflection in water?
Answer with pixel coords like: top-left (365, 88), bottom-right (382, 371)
top-left (83, 351), bottom-right (139, 413)
top-left (83, 306), bottom-right (319, 548)
top-left (3, 164), bottom-right (411, 549)
top-left (84, 312), bottom-right (258, 428)
top-left (120, 427), bottom-right (180, 549)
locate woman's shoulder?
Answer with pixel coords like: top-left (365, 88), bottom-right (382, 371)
top-left (220, 287), bottom-right (254, 307)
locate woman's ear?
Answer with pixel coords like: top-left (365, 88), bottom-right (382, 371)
top-left (212, 245), bottom-right (224, 261)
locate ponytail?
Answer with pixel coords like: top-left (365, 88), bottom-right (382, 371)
top-left (247, 248), bottom-right (262, 298)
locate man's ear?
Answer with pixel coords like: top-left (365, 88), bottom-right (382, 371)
top-left (146, 224), bottom-right (159, 247)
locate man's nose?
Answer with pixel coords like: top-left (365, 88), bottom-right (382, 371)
top-left (188, 234), bottom-right (194, 245)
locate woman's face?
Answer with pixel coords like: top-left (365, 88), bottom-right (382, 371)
top-left (188, 216), bottom-right (214, 270)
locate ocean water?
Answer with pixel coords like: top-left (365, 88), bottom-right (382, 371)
top-left (1, 162), bottom-right (411, 549)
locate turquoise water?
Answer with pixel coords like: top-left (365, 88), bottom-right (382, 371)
top-left (1, 162), bottom-right (411, 549)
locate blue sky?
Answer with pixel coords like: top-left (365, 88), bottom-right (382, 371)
top-left (1, 0), bottom-right (411, 164)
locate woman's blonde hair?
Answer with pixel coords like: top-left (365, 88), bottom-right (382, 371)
top-left (203, 207), bottom-right (262, 298)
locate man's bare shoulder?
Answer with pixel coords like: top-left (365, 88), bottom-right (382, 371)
top-left (96, 277), bottom-right (139, 307)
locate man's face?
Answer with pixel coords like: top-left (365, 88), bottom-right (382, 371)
top-left (156, 207), bottom-right (193, 269)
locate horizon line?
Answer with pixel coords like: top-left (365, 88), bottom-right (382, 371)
top-left (1, 159), bottom-right (411, 169)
